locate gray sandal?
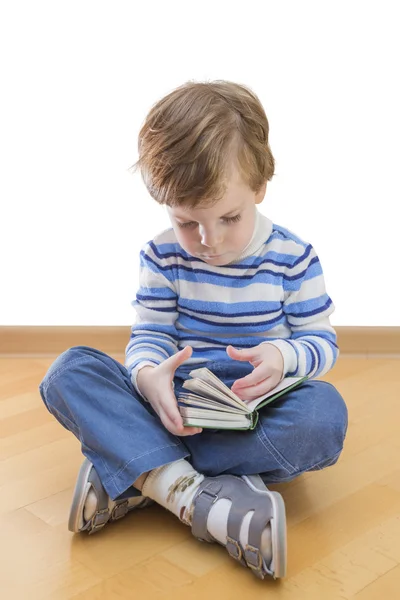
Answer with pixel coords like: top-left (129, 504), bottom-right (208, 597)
top-left (191, 474), bottom-right (287, 579)
top-left (68, 458), bottom-right (153, 534)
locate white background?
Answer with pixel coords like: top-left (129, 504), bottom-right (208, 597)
top-left (1, 1), bottom-right (398, 326)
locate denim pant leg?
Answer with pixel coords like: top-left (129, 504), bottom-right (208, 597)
top-left (39, 346), bottom-right (189, 499)
top-left (179, 363), bottom-right (348, 484)
top-left (40, 350), bottom-right (348, 500)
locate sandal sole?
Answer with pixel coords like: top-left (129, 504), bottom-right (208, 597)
top-left (68, 458), bottom-right (94, 533)
top-left (242, 475), bottom-right (287, 578)
top-left (268, 491), bottom-right (287, 578)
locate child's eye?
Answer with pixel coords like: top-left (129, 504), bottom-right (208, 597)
top-left (177, 221), bottom-right (196, 229)
top-left (176, 214), bottom-right (241, 229)
top-left (222, 214), bottom-right (242, 224)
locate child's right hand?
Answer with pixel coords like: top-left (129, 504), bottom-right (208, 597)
top-left (136, 346), bottom-right (202, 437)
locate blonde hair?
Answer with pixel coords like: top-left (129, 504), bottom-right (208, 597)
top-left (130, 80), bottom-right (275, 207)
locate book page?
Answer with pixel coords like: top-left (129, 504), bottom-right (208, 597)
top-left (179, 393), bottom-right (244, 414)
top-left (246, 376), bottom-right (305, 412)
top-left (180, 407), bottom-right (245, 421)
top-left (188, 368), bottom-right (246, 405)
top-left (183, 376), bottom-right (248, 411)
top-left (182, 417), bottom-right (250, 430)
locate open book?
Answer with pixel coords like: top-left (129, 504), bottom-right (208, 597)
top-left (178, 368), bottom-right (307, 430)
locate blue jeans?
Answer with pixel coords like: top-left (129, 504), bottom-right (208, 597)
top-left (39, 346), bottom-right (348, 500)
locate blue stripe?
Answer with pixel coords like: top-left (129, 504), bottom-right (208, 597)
top-left (272, 225), bottom-right (308, 247)
top-left (177, 312), bottom-right (285, 330)
top-left (178, 299), bottom-right (282, 317)
top-left (135, 301), bottom-right (176, 313)
top-left (284, 294), bottom-right (331, 316)
top-left (284, 256), bottom-right (321, 291)
top-left (310, 339), bottom-right (325, 376)
top-left (136, 287), bottom-right (177, 300)
top-left (178, 333), bottom-right (288, 348)
top-left (142, 253), bottom-right (316, 286)
top-left (286, 297), bottom-right (333, 319)
top-left (151, 240), bottom-right (313, 271)
top-left (302, 256), bottom-right (322, 280)
top-left (292, 329), bottom-right (337, 345)
top-left (302, 341), bottom-right (316, 374)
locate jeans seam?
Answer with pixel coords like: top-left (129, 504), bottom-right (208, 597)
top-left (42, 355), bottom-right (96, 393)
top-left (83, 444), bottom-right (114, 480)
top-left (255, 425), bottom-right (296, 475)
top-left (260, 447), bottom-right (344, 483)
top-left (103, 441), bottom-right (186, 488)
top-left (48, 405), bottom-right (80, 438)
top-left (304, 447), bottom-right (343, 472)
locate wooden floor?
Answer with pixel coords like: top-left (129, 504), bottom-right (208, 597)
top-left (1, 355), bottom-right (400, 599)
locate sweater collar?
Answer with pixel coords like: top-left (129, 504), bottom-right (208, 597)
top-left (226, 209), bottom-right (273, 264)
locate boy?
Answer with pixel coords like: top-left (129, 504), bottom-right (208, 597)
top-left (40, 80), bottom-right (348, 580)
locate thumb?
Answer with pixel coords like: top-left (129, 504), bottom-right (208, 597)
top-left (226, 345), bottom-right (256, 361)
top-left (166, 345), bottom-right (193, 373)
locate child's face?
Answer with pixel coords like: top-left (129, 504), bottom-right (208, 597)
top-left (167, 167), bottom-right (266, 266)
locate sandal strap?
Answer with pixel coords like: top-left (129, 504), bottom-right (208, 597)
top-left (85, 466), bottom-right (111, 534)
top-left (191, 475), bottom-right (274, 577)
top-left (89, 508), bottom-right (110, 533)
top-left (111, 499), bottom-right (129, 520)
top-left (244, 544), bottom-right (269, 579)
top-left (191, 484), bottom-right (219, 543)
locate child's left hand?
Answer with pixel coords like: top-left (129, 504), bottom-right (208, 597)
top-left (226, 344), bottom-right (284, 402)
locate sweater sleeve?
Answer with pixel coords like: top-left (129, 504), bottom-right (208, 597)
top-left (262, 244), bottom-right (339, 379)
top-left (125, 241), bottom-right (179, 396)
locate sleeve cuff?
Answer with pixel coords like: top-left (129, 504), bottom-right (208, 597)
top-left (131, 361), bottom-right (158, 400)
top-left (261, 339), bottom-right (298, 376)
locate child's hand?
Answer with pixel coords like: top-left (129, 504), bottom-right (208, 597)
top-left (226, 344), bottom-right (284, 402)
top-left (136, 346), bottom-right (202, 437)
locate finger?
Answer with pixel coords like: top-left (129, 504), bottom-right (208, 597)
top-left (231, 362), bottom-right (269, 390)
top-left (178, 425), bottom-right (203, 437)
top-left (159, 407), bottom-right (202, 436)
top-left (162, 346), bottom-right (193, 373)
top-left (158, 394), bottom-right (202, 435)
top-left (233, 377), bottom-right (278, 402)
top-left (158, 395), bottom-right (183, 426)
top-left (226, 345), bottom-right (258, 362)
top-left (158, 405), bottom-right (183, 433)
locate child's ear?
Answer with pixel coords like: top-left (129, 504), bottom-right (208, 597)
top-left (255, 181), bottom-right (267, 205)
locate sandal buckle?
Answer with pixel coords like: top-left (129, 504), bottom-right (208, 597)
top-left (89, 508), bottom-right (110, 533)
top-left (111, 500), bottom-right (129, 520)
top-left (226, 536), bottom-right (243, 561)
top-left (196, 489), bottom-right (218, 504)
top-left (244, 544), bottom-right (264, 578)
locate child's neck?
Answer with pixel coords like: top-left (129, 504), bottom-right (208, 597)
top-left (227, 209), bottom-right (272, 264)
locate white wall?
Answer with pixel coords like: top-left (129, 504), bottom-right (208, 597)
top-left (1, 1), bottom-right (399, 326)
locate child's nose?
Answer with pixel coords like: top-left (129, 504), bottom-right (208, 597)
top-left (199, 226), bottom-right (223, 248)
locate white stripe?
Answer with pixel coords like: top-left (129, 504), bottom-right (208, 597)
top-left (179, 280), bottom-right (283, 304)
top-left (134, 306), bottom-right (177, 325)
top-left (284, 274), bottom-right (327, 304)
top-left (134, 299), bottom-right (176, 309)
top-left (127, 349), bottom-right (165, 365)
top-left (129, 329), bottom-right (177, 345)
top-left (271, 236), bottom-right (308, 258)
top-left (128, 342), bottom-right (170, 358)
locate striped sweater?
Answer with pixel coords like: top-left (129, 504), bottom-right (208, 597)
top-left (125, 210), bottom-right (338, 395)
